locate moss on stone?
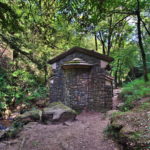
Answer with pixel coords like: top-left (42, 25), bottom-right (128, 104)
top-left (47, 102), bottom-right (77, 114)
top-left (106, 101), bottom-right (150, 149)
top-left (16, 109), bottom-right (42, 121)
top-left (65, 60), bottom-right (81, 64)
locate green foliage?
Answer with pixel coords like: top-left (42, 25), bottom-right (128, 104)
top-left (104, 124), bottom-right (120, 139)
top-left (120, 74), bottom-right (150, 111)
top-left (3, 121), bottom-right (24, 139)
top-left (111, 44), bottom-right (139, 83)
top-left (0, 65), bottom-right (48, 114)
top-left (0, 0), bottom-right (150, 116)
top-left (5, 127), bottom-right (21, 139)
top-left (111, 111), bottom-right (127, 118)
top-left (139, 102), bottom-right (150, 110)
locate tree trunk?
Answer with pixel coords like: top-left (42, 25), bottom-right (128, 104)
top-left (136, 0), bottom-right (149, 81)
top-left (107, 16), bottom-right (113, 56)
top-left (98, 31), bottom-right (106, 54)
top-left (118, 61), bottom-right (123, 86)
top-left (44, 64), bottom-right (48, 85)
top-left (114, 59), bottom-right (120, 88)
top-left (94, 34), bottom-right (98, 51)
top-left (107, 34), bottom-right (112, 56)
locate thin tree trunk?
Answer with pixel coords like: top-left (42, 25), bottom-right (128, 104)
top-left (98, 31), bottom-right (106, 54)
top-left (107, 34), bottom-right (112, 56)
top-left (107, 16), bottom-right (113, 56)
top-left (44, 64), bottom-right (47, 84)
top-left (114, 59), bottom-right (120, 88)
top-left (136, 0), bottom-right (149, 81)
top-left (118, 62), bottom-right (123, 86)
top-left (95, 34), bottom-right (98, 51)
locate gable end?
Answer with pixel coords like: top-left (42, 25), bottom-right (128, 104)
top-left (48, 47), bottom-right (114, 64)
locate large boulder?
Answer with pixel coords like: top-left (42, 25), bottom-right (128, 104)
top-left (15, 102), bottom-right (77, 124)
top-left (15, 109), bottom-right (42, 124)
top-left (42, 102), bottom-right (77, 123)
top-left (0, 103), bottom-right (77, 141)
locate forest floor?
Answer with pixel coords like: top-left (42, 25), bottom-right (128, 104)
top-left (0, 89), bottom-right (122, 150)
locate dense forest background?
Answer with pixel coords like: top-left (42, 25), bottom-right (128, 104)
top-left (0, 0), bottom-right (150, 116)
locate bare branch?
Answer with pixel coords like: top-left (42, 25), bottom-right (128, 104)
top-left (112, 15), bottom-right (129, 30)
top-left (141, 19), bottom-right (150, 36)
top-left (108, 10), bottom-right (136, 15)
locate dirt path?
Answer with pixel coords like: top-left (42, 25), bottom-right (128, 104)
top-left (0, 112), bottom-right (121, 150)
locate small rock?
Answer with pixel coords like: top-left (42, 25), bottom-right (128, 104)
top-left (0, 142), bottom-right (6, 149)
top-left (0, 130), bottom-right (6, 139)
top-left (63, 121), bottom-right (73, 126)
top-left (10, 112), bottom-right (20, 119)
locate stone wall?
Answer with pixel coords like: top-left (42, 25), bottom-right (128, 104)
top-left (63, 68), bottom-right (90, 110)
top-left (49, 52), bottom-right (113, 112)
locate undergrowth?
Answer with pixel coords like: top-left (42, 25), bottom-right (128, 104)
top-left (120, 74), bottom-right (150, 111)
top-left (0, 66), bottom-right (48, 117)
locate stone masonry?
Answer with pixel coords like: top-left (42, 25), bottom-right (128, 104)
top-left (48, 47), bottom-right (114, 112)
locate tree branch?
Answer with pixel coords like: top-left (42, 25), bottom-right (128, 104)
top-left (112, 15), bottom-right (129, 30)
top-left (0, 34), bottom-right (42, 69)
top-left (141, 19), bottom-right (150, 36)
top-left (108, 10), bottom-right (136, 15)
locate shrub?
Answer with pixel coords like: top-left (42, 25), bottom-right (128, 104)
top-left (120, 74), bottom-right (150, 111)
top-left (0, 66), bottom-right (48, 116)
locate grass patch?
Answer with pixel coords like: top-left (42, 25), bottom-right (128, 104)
top-left (130, 132), bottom-right (142, 140)
top-left (139, 101), bottom-right (150, 110)
top-left (111, 111), bottom-right (127, 118)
